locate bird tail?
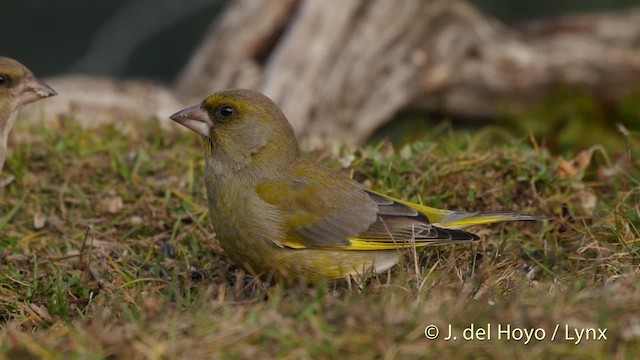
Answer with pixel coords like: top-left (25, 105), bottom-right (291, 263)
top-left (404, 202), bottom-right (542, 229)
top-left (432, 211), bottom-right (542, 229)
top-left (368, 191), bottom-right (543, 229)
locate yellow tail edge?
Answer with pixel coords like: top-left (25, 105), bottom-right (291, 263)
top-left (434, 212), bottom-right (543, 229)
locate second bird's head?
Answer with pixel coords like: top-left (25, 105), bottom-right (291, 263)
top-left (0, 57), bottom-right (57, 112)
top-left (170, 89), bottom-right (300, 170)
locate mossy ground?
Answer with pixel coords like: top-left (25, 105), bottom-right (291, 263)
top-left (0, 102), bottom-right (638, 359)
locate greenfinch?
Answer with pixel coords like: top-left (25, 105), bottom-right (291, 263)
top-left (170, 89), bottom-right (539, 282)
top-left (0, 57), bottom-right (57, 174)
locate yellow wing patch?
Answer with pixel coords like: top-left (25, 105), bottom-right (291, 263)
top-left (366, 190), bottom-right (451, 224)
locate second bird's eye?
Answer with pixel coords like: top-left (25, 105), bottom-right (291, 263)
top-left (219, 105), bottom-right (235, 118)
top-left (0, 76), bottom-right (5, 85)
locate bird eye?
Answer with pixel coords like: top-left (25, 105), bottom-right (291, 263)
top-left (218, 105), bottom-right (235, 118)
top-left (0, 76), bottom-right (5, 85)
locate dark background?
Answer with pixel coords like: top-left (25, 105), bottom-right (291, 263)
top-left (1, 0), bottom-right (637, 83)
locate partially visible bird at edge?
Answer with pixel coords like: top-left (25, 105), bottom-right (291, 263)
top-left (0, 57), bottom-right (57, 175)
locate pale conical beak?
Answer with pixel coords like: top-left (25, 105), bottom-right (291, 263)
top-left (169, 104), bottom-right (212, 138)
top-left (18, 76), bottom-right (57, 106)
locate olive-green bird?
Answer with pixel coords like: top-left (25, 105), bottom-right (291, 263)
top-left (0, 57), bottom-right (57, 174)
top-left (170, 89), bottom-right (539, 282)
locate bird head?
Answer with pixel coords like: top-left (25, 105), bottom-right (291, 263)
top-left (0, 57), bottom-right (57, 113)
top-left (170, 89), bottom-right (300, 171)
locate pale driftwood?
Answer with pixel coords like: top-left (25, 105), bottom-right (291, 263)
top-left (175, 0), bottom-right (299, 96)
top-left (20, 76), bottom-right (185, 132)
top-left (176, 0), bottom-right (640, 145)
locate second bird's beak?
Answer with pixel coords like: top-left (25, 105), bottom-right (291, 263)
top-left (18, 76), bottom-right (57, 106)
top-left (170, 104), bottom-right (211, 138)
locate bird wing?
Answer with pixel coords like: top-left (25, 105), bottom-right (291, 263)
top-left (256, 178), bottom-right (379, 248)
top-left (256, 178), bottom-right (478, 251)
top-left (350, 191), bottom-right (479, 250)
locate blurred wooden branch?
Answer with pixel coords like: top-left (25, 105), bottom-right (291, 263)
top-left (176, 0), bottom-right (640, 144)
top-left (21, 76), bottom-right (183, 133)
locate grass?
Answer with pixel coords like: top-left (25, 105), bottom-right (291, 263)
top-left (0, 108), bottom-right (639, 359)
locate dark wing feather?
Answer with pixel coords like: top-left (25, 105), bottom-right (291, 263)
top-left (359, 191), bottom-right (479, 245)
